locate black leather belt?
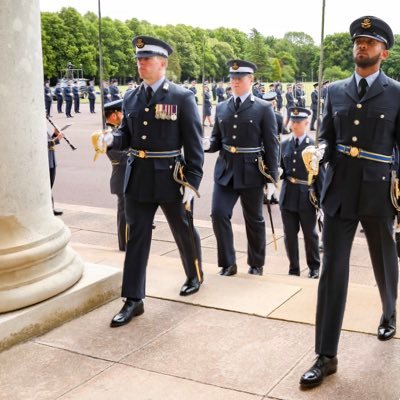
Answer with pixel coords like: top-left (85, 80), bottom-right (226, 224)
top-left (222, 144), bottom-right (262, 154)
top-left (128, 149), bottom-right (181, 158)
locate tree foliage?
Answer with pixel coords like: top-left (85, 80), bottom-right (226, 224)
top-left (40, 8), bottom-right (400, 83)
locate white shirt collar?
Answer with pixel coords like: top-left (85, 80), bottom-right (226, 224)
top-left (355, 70), bottom-right (380, 88)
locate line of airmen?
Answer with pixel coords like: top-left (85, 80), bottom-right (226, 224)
top-left (89, 14), bottom-right (400, 392)
top-left (45, 79), bottom-right (137, 118)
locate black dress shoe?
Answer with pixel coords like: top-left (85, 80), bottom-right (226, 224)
top-left (300, 355), bottom-right (338, 389)
top-left (377, 314), bottom-right (396, 341)
top-left (308, 270), bottom-right (319, 279)
top-left (219, 264), bottom-right (237, 276)
top-left (53, 209), bottom-right (63, 216)
top-left (289, 270), bottom-right (300, 276)
top-left (248, 266), bottom-right (263, 275)
top-left (179, 277), bottom-right (202, 296)
top-left (110, 299), bottom-right (144, 327)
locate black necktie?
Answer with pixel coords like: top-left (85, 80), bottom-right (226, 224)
top-left (235, 97), bottom-right (241, 110)
top-left (295, 138), bottom-right (299, 148)
top-left (358, 78), bottom-right (368, 100)
top-left (146, 86), bottom-right (153, 103)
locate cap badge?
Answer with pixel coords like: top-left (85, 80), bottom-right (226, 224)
top-left (232, 62), bottom-right (239, 71)
top-left (361, 18), bottom-right (372, 29)
top-left (136, 38), bottom-right (145, 48)
top-left (293, 109), bottom-right (299, 115)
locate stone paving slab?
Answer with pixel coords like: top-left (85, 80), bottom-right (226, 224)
top-left (35, 298), bottom-right (199, 362)
top-left (269, 282), bottom-right (400, 338)
top-left (0, 342), bottom-right (111, 400)
top-left (146, 255), bottom-right (301, 317)
top-left (121, 307), bottom-right (313, 395)
top-left (58, 364), bottom-right (262, 400)
top-left (270, 330), bottom-right (400, 400)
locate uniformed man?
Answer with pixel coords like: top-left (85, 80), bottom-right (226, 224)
top-left (203, 59), bottom-right (279, 276)
top-left (279, 107), bottom-right (322, 278)
top-left (300, 16), bottom-right (400, 388)
top-left (99, 35), bottom-right (204, 327)
top-left (63, 80), bottom-right (73, 118)
top-left (262, 91), bottom-right (287, 136)
top-left (275, 82), bottom-right (284, 112)
top-left (103, 81), bottom-right (111, 104)
top-left (44, 80), bottom-right (52, 117)
top-left (189, 80), bottom-right (198, 104)
top-left (124, 81), bottom-right (135, 96)
top-left (262, 90), bottom-right (288, 205)
top-left (109, 79), bottom-right (121, 101)
top-left (54, 82), bottom-right (64, 114)
top-left (72, 80), bottom-right (80, 113)
top-left (294, 82), bottom-right (306, 107)
top-left (47, 126), bottom-right (63, 216)
top-left (102, 99), bottom-right (127, 251)
top-left (88, 80), bottom-right (96, 113)
top-left (285, 84), bottom-right (295, 110)
top-left (310, 82), bottom-right (319, 131)
top-left (216, 82), bottom-right (225, 103)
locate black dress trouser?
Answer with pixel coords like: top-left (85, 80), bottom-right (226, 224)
top-left (315, 213), bottom-right (398, 356)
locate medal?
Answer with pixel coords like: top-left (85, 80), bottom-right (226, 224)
top-left (171, 105), bottom-right (177, 121)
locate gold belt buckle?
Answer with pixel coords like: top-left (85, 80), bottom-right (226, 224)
top-left (349, 146), bottom-right (360, 157)
top-left (229, 146), bottom-right (237, 153)
top-left (289, 177), bottom-right (296, 183)
top-left (137, 150), bottom-right (146, 158)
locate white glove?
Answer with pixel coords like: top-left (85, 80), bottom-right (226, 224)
top-left (278, 167), bottom-right (283, 178)
top-left (202, 137), bottom-right (211, 151)
top-left (266, 182), bottom-right (276, 200)
top-left (182, 187), bottom-right (196, 204)
top-left (310, 144), bottom-right (326, 171)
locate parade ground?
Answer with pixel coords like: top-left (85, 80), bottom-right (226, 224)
top-left (0, 104), bottom-right (399, 399)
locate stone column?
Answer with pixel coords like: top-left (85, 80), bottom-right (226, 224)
top-left (0, 0), bottom-right (84, 312)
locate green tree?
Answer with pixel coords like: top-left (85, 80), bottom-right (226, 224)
top-left (245, 29), bottom-right (272, 81)
top-left (323, 33), bottom-right (353, 75)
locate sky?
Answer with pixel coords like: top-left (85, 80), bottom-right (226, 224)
top-left (39, 0), bottom-right (399, 44)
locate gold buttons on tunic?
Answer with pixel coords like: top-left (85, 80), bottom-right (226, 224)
top-left (141, 135), bottom-right (147, 140)
top-left (352, 136), bottom-right (358, 142)
top-left (232, 135), bottom-right (236, 139)
top-left (354, 120), bottom-right (360, 125)
top-left (145, 108), bottom-right (149, 112)
top-left (234, 114), bottom-right (238, 118)
top-left (380, 114), bottom-right (385, 119)
top-left (356, 104), bottom-right (362, 109)
top-left (233, 125), bottom-right (237, 129)
top-left (143, 121), bottom-right (148, 126)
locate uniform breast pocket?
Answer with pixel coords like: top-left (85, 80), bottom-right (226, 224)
top-left (332, 105), bottom-right (349, 141)
top-left (368, 107), bottom-right (395, 144)
top-left (126, 110), bottom-right (139, 133)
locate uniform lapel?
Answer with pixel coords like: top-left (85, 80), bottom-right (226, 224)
top-left (148, 80), bottom-right (169, 106)
top-left (362, 71), bottom-right (386, 102)
top-left (228, 96), bottom-right (236, 113)
top-left (236, 93), bottom-right (254, 114)
top-left (344, 75), bottom-right (359, 103)
top-left (136, 83), bottom-right (147, 106)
